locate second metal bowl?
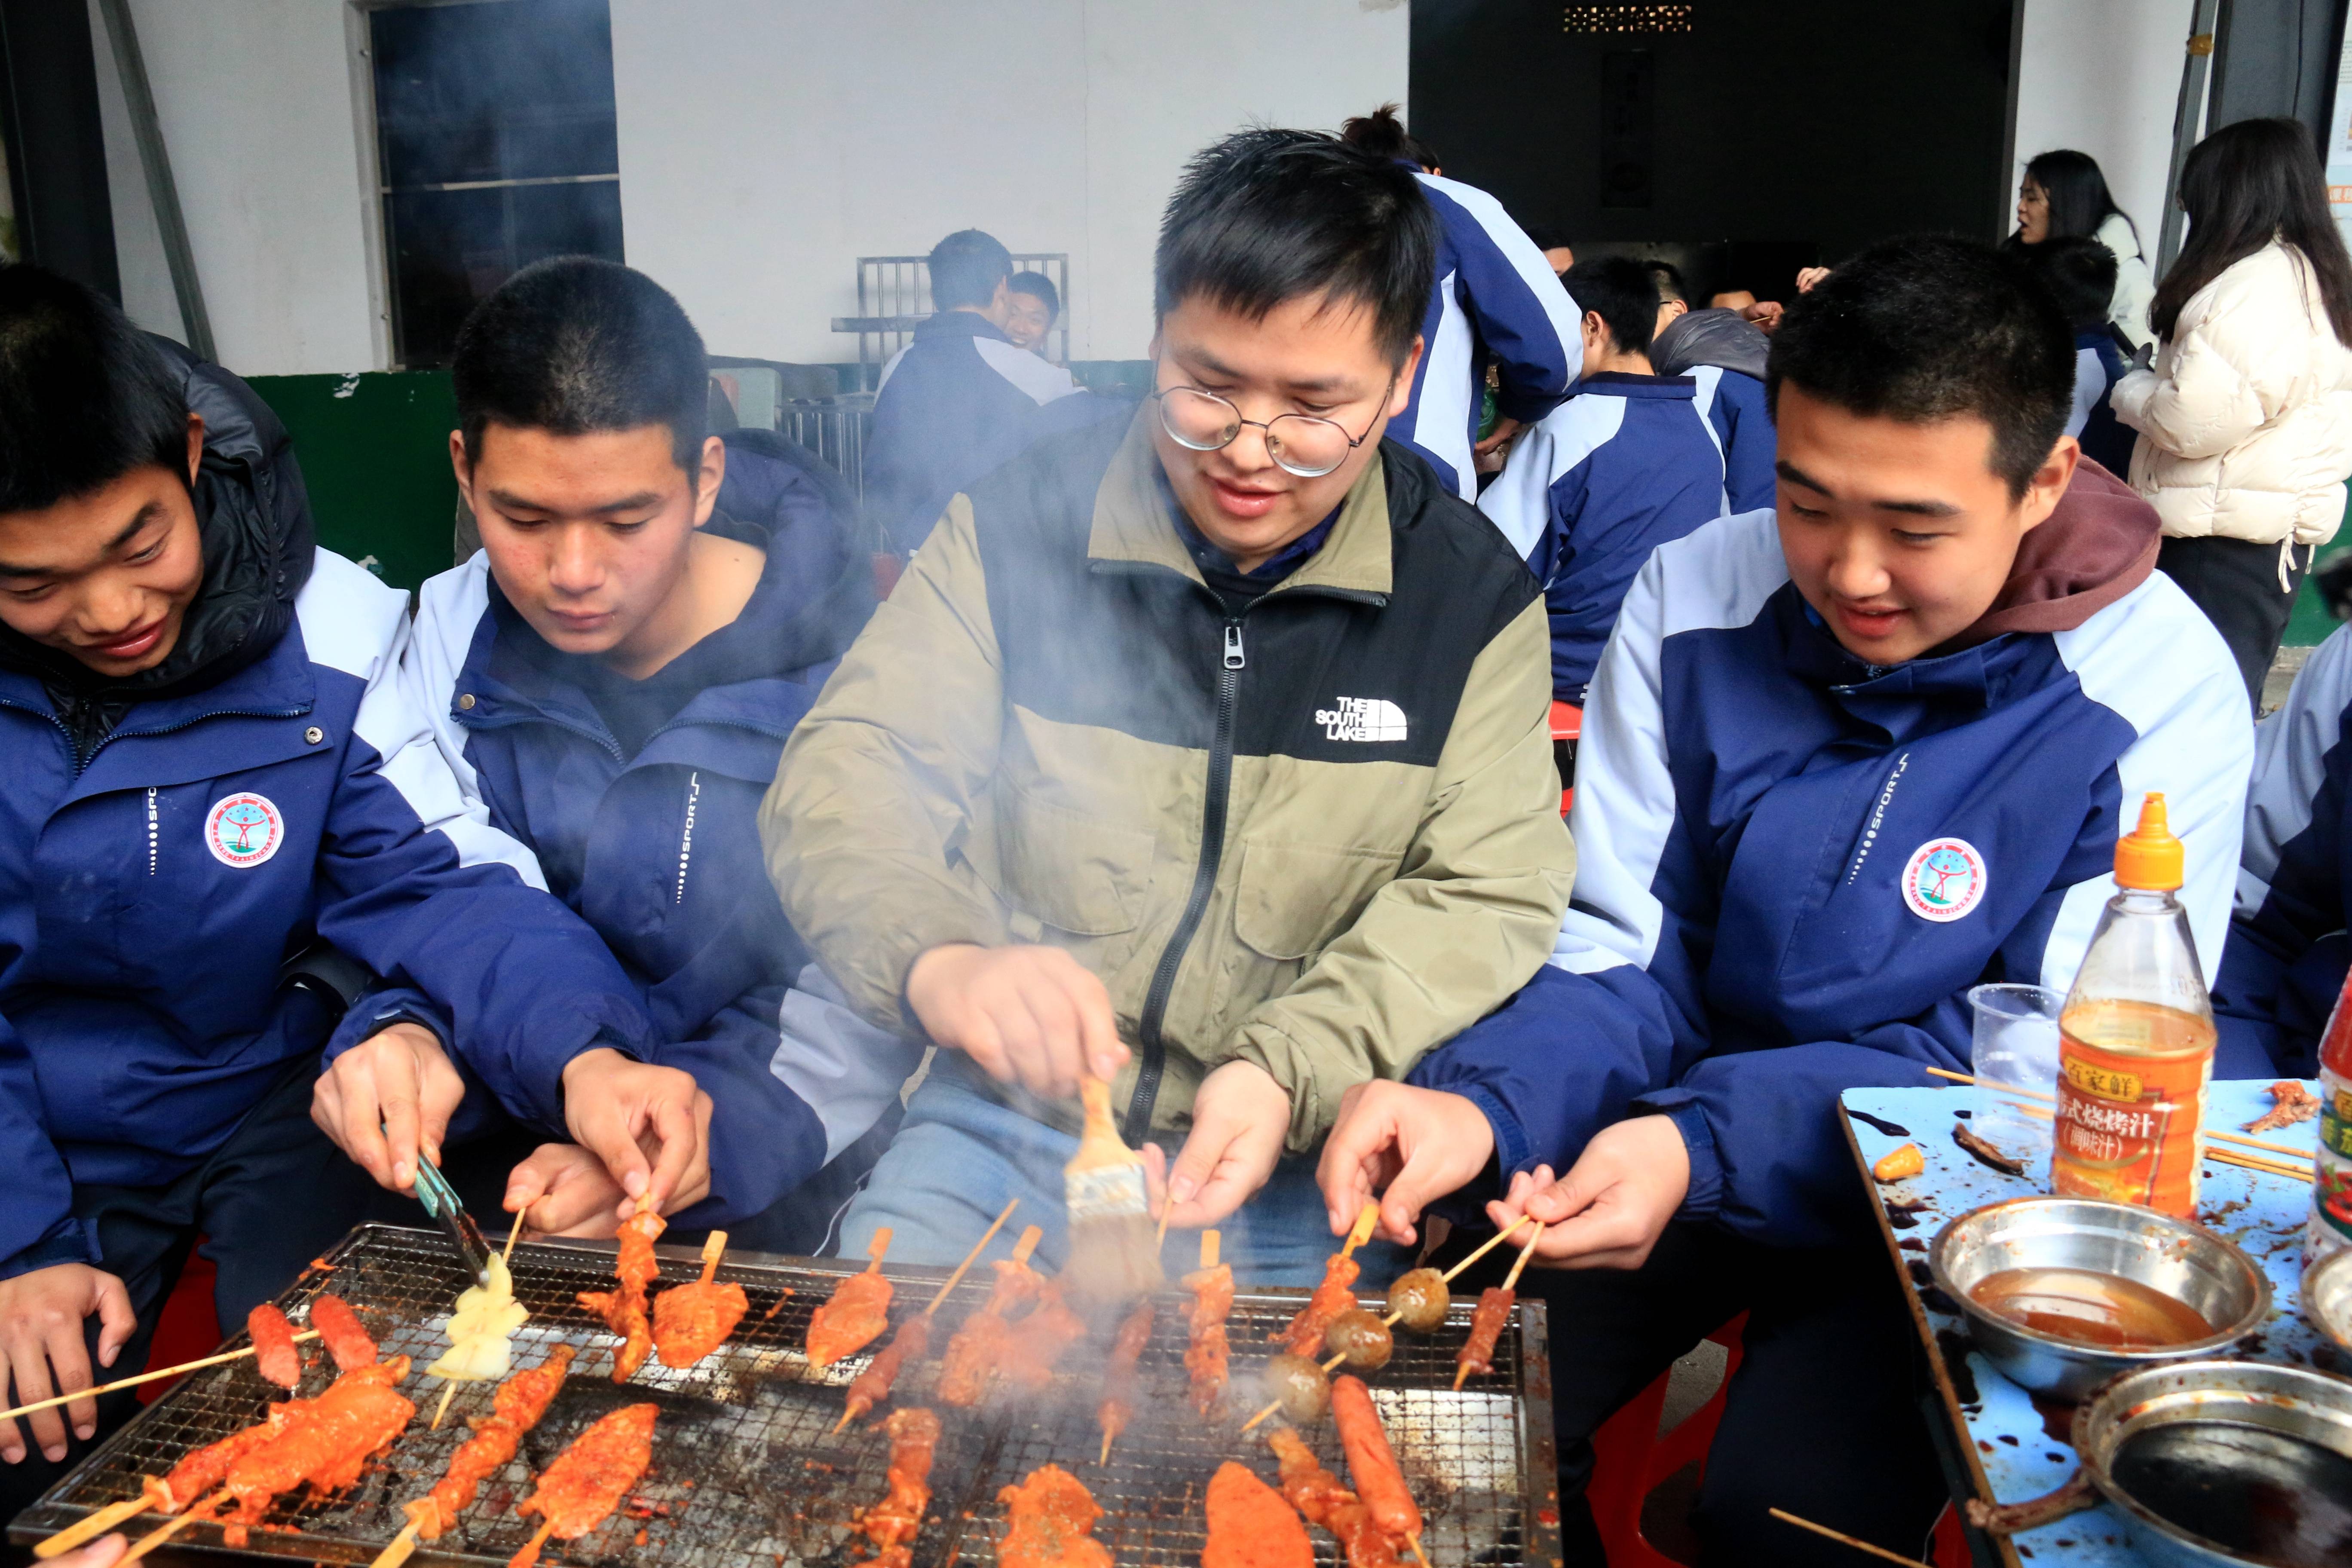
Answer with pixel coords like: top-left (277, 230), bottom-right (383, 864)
top-left (2305, 1245), bottom-right (2352, 1354)
top-left (1929, 1196), bottom-right (2270, 1400)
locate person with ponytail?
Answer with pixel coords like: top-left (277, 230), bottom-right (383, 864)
top-left (1338, 104), bottom-right (1581, 500)
top-left (2112, 117), bottom-right (2352, 705)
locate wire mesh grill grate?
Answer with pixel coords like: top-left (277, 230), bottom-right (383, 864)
top-left (10, 1225), bottom-right (1558, 1568)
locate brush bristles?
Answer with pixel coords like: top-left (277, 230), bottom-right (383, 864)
top-left (1066, 1164), bottom-right (1149, 1223)
top-left (1065, 1166), bottom-right (1163, 1304)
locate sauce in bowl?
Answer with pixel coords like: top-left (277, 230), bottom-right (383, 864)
top-left (1969, 1266), bottom-right (2214, 1348)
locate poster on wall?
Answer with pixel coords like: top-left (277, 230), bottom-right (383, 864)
top-left (2331, 32), bottom-right (2352, 248)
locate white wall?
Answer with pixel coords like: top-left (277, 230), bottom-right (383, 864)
top-left (609, 0), bottom-right (1411, 365)
top-left (2012, 0), bottom-right (2199, 254)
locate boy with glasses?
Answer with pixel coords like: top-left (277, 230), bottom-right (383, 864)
top-left (760, 129), bottom-right (1574, 1281)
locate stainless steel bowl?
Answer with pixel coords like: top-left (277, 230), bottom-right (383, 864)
top-left (2073, 1359), bottom-right (2352, 1567)
top-left (2306, 1246), bottom-right (2352, 1354)
top-left (1929, 1196), bottom-right (2270, 1400)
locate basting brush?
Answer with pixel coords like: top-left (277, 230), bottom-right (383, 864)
top-left (1063, 1074), bottom-right (1165, 1307)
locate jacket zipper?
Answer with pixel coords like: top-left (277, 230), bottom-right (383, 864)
top-left (1123, 613), bottom-right (1247, 1145)
top-left (0, 697), bottom-right (309, 777)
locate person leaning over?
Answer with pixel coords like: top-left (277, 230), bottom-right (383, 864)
top-left (1318, 236), bottom-right (2253, 1567)
top-left (0, 266), bottom-right (696, 1522)
top-left (760, 129), bottom-right (1573, 1283)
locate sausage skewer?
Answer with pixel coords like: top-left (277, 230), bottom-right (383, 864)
top-left (1242, 1215), bottom-right (1538, 1433)
top-left (1332, 1375), bottom-right (1421, 1562)
top-left (833, 1198), bottom-right (1020, 1432)
top-left (1454, 1221), bottom-right (1542, 1392)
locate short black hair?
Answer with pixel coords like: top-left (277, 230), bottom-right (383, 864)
top-left (451, 256), bottom-right (708, 475)
top-left (1338, 104), bottom-right (1440, 171)
top-left (0, 264), bottom-right (188, 515)
top-left (1525, 225), bottom-right (1574, 254)
top-left (1767, 234), bottom-right (2073, 499)
top-left (928, 230), bottom-right (1012, 310)
top-left (1008, 270), bottom-right (1060, 318)
top-left (2023, 235), bottom-right (2117, 332)
top-left (1156, 128), bottom-right (1436, 369)
top-left (1562, 256), bottom-right (1662, 356)
top-left (1645, 259), bottom-right (1687, 303)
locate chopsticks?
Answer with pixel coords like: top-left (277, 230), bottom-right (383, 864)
top-left (0, 1332), bottom-right (321, 1427)
top-left (1920, 1069), bottom-right (2318, 1161)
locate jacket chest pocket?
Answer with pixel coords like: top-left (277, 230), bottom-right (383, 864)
top-left (1232, 838), bottom-right (1403, 963)
top-left (969, 776), bottom-right (1154, 939)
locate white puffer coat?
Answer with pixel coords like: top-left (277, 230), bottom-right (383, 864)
top-left (2095, 211), bottom-right (2156, 350)
top-left (2112, 241), bottom-right (2352, 554)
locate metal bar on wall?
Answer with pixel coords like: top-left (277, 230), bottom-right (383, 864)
top-left (93, 0), bottom-right (211, 359)
top-left (2159, 0), bottom-right (2223, 277)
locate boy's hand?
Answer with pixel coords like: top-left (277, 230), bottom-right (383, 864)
top-left (559, 1049), bottom-right (712, 1219)
top-left (40, 1534), bottom-right (127, 1568)
top-left (1162, 1061), bottom-right (1289, 1229)
top-left (1487, 1114), bottom-right (1690, 1269)
top-left (1317, 1081), bottom-right (1495, 1248)
top-left (312, 1022), bottom-right (464, 1191)
top-left (0, 1264), bottom-right (134, 1464)
top-left (504, 1144), bottom-right (627, 1238)
top-left (905, 943), bottom-right (1128, 1099)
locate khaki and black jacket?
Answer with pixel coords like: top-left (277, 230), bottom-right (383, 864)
top-left (760, 406), bottom-right (1574, 1152)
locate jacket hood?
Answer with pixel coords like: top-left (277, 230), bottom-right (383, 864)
top-left (1945, 456), bottom-right (2160, 648)
top-left (1652, 308), bottom-right (1771, 380)
top-left (0, 338), bottom-right (315, 747)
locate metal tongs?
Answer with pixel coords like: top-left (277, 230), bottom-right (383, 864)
top-left (411, 1155), bottom-right (494, 1286)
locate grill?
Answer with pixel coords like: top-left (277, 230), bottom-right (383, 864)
top-left (9, 1225), bottom-right (1560, 1568)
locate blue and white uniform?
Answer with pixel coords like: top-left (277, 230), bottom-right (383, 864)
top-left (2216, 622), bottom-right (2352, 1077)
top-left (1416, 466), bottom-right (2251, 1246)
top-left (1391, 172), bottom-right (1583, 501)
top-left (1687, 364), bottom-right (1776, 515)
top-left (382, 438), bottom-right (923, 1231)
top-left (1478, 371), bottom-right (1726, 704)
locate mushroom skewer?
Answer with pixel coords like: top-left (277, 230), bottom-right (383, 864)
top-left (834, 1199), bottom-right (1019, 1432)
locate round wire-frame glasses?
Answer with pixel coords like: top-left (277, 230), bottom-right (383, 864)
top-left (1149, 383), bottom-right (1391, 478)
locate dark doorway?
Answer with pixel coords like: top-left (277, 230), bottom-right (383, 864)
top-left (1410, 0), bottom-right (2018, 303)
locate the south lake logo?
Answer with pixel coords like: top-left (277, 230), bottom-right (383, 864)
top-left (1901, 837), bottom-right (1986, 922)
top-left (205, 792), bottom-right (285, 868)
top-left (1316, 696), bottom-right (1408, 743)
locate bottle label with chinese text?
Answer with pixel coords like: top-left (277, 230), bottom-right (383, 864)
top-left (2051, 1033), bottom-right (2210, 1217)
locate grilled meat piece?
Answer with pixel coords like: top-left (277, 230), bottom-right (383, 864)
top-left (855, 1406), bottom-right (941, 1568)
top-left (1096, 1298), bottom-right (1155, 1459)
top-left (1277, 1254), bottom-right (1360, 1357)
top-left (1455, 1287), bottom-right (1510, 1387)
top-left (1267, 1427), bottom-right (1399, 1568)
top-left (410, 1346), bottom-right (576, 1539)
top-left (805, 1270), bottom-right (893, 1370)
top-left (510, 1402), bottom-right (658, 1568)
top-left (651, 1276), bottom-right (747, 1369)
top-left (1183, 1263), bottom-right (1234, 1419)
top-left (577, 1208), bottom-right (666, 1381)
top-left (996, 1463), bottom-right (1111, 1568)
top-left (223, 1357), bottom-right (417, 1535)
top-left (843, 1314), bottom-right (931, 1427)
top-left (1204, 1460), bottom-right (1313, 1568)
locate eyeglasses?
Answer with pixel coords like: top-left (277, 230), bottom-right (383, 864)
top-left (1149, 382), bottom-right (1392, 478)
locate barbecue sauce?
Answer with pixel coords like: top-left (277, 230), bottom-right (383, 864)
top-left (2110, 1421), bottom-right (2352, 1566)
top-left (1967, 1266), bottom-right (2213, 1348)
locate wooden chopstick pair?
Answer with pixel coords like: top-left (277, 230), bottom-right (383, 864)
top-left (1924, 1066), bottom-right (2316, 1182)
top-left (1923, 1068), bottom-right (2317, 1158)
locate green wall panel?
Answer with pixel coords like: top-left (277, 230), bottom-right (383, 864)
top-left (246, 371), bottom-right (460, 594)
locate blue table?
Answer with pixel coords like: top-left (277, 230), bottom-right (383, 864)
top-left (1840, 1079), bottom-right (2334, 1568)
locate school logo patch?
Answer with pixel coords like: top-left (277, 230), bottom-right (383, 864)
top-left (1902, 837), bottom-right (1986, 923)
top-left (1316, 696), bottom-right (1408, 743)
top-left (205, 792), bottom-right (284, 869)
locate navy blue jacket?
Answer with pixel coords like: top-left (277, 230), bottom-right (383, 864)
top-left (1415, 472), bottom-right (2252, 1247)
top-left (1690, 365), bottom-right (1776, 515)
top-left (863, 310), bottom-right (1096, 553)
top-left (1477, 372), bottom-right (1725, 703)
top-left (1391, 172), bottom-right (1583, 501)
top-left (382, 445), bottom-right (923, 1227)
top-left (2216, 622), bottom-right (2352, 1078)
top-left (2072, 329), bottom-right (2137, 479)
top-left (0, 356), bottom-right (657, 1279)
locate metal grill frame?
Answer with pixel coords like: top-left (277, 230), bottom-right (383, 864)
top-left (9, 1225), bottom-right (1560, 1568)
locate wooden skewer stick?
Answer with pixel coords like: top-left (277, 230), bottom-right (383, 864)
top-left (502, 1205), bottom-right (527, 1265)
top-left (1340, 1202), bottom-right (1379, 1261)
top-left (369, 1516), bottom-right (422, 1568)
top-left (1766, 1508), bottom-right (1931, 1567)
top-left (1406, 1533), bottom-right (1431, 1568)
top-left (514, 1516), bottom-right (556, 1568)
top-left (2205, 1145), bottom-right (2313, 1181)
top-left (921, 1200), bottom-right (1019, 1316)
top-left (1439, 1213), bottom-right (1537, 1284)
top-left (431, 1382), bottom-right (459, 1431)
top-left (1, 1331), bottom-right (322, 1426)
top-left (1201, 1230), bottom-right (1220, 1271)
top-left (1923, 1068), bottom-right (2319, 1159)
top-left (1501, 1222), bottom-right (1545, 1290)
top-left (34, 1495), bottom-right (152, 1558)
top-left (697, 1230), bottom-right (728, 1286)
top-left (866, 1227), bottom-right (893, 1271)
top-left (121, 1489), bottom-right (226, 1565)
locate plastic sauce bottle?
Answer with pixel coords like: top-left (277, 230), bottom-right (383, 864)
top-left (2309, 971), bottom-right (2352, 1265)
top-left (2050, 793), bottom-right (2217, 1217)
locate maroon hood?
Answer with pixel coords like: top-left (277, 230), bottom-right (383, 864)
top-left (1944, 457), bottom-right (2160, 649)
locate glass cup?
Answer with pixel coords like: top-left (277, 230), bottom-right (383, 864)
top-left (1967, 982), bottom-right (2064, 1166)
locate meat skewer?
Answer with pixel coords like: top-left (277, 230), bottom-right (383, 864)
top-left (1096, 1296), bottom-right (1156, 1464)
top-left (998, 1463), bottom-right (1113, 1568)
top-left (508, 1401), bottom-right (658, 1568)
top-left (1454, 1220), bottom-right (1542, 1392)
top-left (835, 1199), bottom-right (1019, 1432)
top-left (368, 1345), bottom-right (578, 1568)
top-left (248, 1305), bottom-right (303, 1390)
top-left (1204, 1460), bottom-right (1314, 1568)
top-left (804, 1227), bottom-right (894, 1371)
top-left (6, 1321), bottom-right (324, 1452)
top-left (1242, 1216), bottom-right (1539, 1434)
top-left (1183, 1230), bottom-right (1232, 1421)
top-left (854, 1406), bottom-right (941, 1568)
top-left (576, 1198), bottom-right (665, 1382)
top-left (1266, 1427), bottom-right (1399, 1568)
top-left (652, 1230), bottom-right (747, 1368)
top-left (222, 1356), bottom-right (418, 1544)
top-left (937, 1225), bottom-right (1045, 1406)
top-left (1000, 1276), bottom-right (1088, 1394)
top-left (1275, 1204), bottom-right (1378, 1356)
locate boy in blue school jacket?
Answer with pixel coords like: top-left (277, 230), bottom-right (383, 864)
top-left (1318, 237), bottom-right (2252, 1567)
top-left (1479, 256), bottom-right (1726, 704)
top-left (0, 266), bottom-right (696, 1515)
top-left (345, 258), bottom-right (922, 1246)
top-left (1653, 305), bottom-right (1777, 514)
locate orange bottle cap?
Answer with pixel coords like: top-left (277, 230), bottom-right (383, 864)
top-left (2114, 792), bottom-right (2185, 891)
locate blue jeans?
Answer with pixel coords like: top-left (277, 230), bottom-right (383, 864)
top-left (838, 1058), bottom-right (1411, 1289)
